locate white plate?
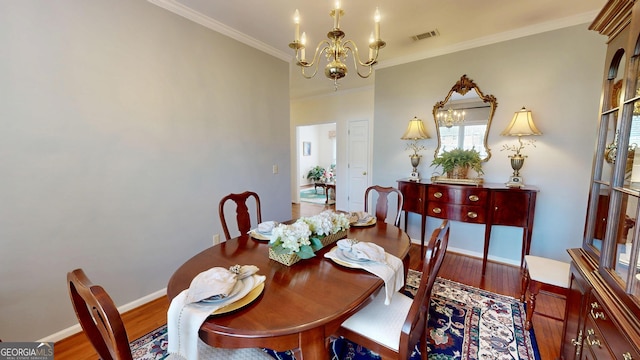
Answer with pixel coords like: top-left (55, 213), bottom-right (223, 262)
top-left (327, 247), bottom-right (362, 269)
top-left (200, 280), bottom-right (244, 304)
top-left (249, 229), bottom-right (271, 241)
top-left (338, 248), bottom-right (371, 263)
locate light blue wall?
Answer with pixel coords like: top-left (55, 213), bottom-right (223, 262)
top-left (373, 24), bottom-right (606, 263)
top-left (0, 0), bottom-right (290, 340)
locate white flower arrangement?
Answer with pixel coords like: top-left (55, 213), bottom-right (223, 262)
top-left (269, 211), bottom-right (350, 259)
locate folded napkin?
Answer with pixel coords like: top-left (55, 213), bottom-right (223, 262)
top-left (325, 241), bottom-right (404, 305)
top-left (167, 265), bottom-right (265, 360)
top-left (257, 221), bottom-right (277, 234)
top-left (336, 239), bottom-right (386, 262)
top-left (351, 211), bottom-right (373, 224)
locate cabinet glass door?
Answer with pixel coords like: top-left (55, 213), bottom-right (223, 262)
top-left (585, 50), bottom-right (627, 257)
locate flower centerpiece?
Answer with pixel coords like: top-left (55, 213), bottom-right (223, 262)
top-left (268, 211), bottom-right (350, 266)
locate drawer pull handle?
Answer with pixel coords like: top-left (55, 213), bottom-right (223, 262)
top-left (432, 207), bottom-right (442, 214)
top-left (469, 195), bottom-right (479, 202)
top-left (571, 330), bottom-right (583, 357)
top-left (434, 192), bottom-right (443, 199)
top-left (467, 212), bottom-right (478, 219)
top-left (590, 302), bottom-right (605, 320)
top-left (585, 329), bottom-right (601, 348)
top-left (623, 353), bottom-right (633, 360)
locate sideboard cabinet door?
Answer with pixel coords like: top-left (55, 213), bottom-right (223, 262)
top-left (490, 190), bottom-right (536, 227)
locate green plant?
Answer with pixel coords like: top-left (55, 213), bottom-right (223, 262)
top-left (306, 166), bottom-right (325, 182)
top-left (431, 148), bottom-right (484, 175)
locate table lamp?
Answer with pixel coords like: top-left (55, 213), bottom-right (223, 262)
top-left (500, 107), bottom-right (542, 187)
top-left (401, 116), bottom-right (430, 181)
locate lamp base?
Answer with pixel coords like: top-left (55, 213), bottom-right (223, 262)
top-left (409, 171), bottom-right (421, 181)
top-left (506, 175), bottom-right (525, 188)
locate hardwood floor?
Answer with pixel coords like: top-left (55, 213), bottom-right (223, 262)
top-left (54, 202), bottom-right (563, 359)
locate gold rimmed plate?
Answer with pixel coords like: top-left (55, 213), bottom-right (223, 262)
top-left (326, 247), bottom-right (361, 269)
top-left (211, 282), bottom-right (265, 315)
top-left (350, 217), bottom-right (376, 227)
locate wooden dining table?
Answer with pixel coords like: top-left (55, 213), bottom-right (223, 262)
top-left (166, 221), bottom-right (411, 359)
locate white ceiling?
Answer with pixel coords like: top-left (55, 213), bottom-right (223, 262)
top-left (149, 0), bottom-right (607, 99)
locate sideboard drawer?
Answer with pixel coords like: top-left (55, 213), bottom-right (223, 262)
top-left (427, 185), bottom-right (488, 206)
top-left (587, 292), bottom-right (640, 359)
top-left (427, 203), bottom-right (486, 224)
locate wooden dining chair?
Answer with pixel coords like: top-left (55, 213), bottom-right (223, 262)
top-left (67, 268), bottom-right (273, 360)
top-left (67, 268), bottom-right (136, 360)
top-left (218, 191), bottom-right (262, 240)
top-left (332, 220), bottom-right (450, 360)
top-left (365, 185), bottom-right (404, 227)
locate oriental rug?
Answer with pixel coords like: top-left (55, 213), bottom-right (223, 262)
top-left (129, 271), bottom-right (539, 359)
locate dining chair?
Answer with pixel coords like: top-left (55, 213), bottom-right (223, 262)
top-left (332, 220), bottom-right (450, 360)
top-left (218, 191), bottom-right (262, 240)
top-left (67, 268), bottom-right (273, 360)
top-left (364, 185), bottom-right (404, 227)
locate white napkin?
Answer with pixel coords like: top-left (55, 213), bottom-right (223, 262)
top-left (336, 239), bottom-right (386, 262)
top-left (184, 267), bottom-right (237, 304)
top-left (351, 211), bottom-right (373, 224)
top-left (167, 266), bottom-right (265, 360)
top-left (257, 221), bottom-right (277, 234)
top-left (325, 241), bottom-right (404, 305)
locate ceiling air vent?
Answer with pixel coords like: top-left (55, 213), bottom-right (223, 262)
top-left (412, 29), bottom-right (439, 41)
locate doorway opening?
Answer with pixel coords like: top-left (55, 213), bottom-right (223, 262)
top-left (296, 123), bottom-right (337, 205)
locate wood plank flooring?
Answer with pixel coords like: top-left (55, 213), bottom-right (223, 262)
top-left (54, 202), bottom-right (563, 360)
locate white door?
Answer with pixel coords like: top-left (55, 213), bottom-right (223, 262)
top-left (347, 120), bottom-right (370, 212)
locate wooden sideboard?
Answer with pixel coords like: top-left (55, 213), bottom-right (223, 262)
top-left (397, 179), bottom-right (538, 274)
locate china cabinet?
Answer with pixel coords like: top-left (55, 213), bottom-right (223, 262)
top-left (561, 0), bottom-right (640, 358)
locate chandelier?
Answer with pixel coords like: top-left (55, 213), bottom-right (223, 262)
top-left (289, 1), bottom-right (386, 90)
top-left (437, 108), bottom-right (465, 128)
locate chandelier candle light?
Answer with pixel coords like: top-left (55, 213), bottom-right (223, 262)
top-left (437, 108), bottom-right (466, 128)
top-left (401, 116), bottom-right (430, 181)
top-left (289, 1), bottom-right (386, 90)
top-left (500, 107), bottom-right (542, 187)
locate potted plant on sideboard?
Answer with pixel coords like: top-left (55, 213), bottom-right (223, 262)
top-left (431, 148), bottom-right (484, 179)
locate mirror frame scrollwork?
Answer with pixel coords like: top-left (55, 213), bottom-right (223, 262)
top-left (432, 74), bottom-right (498, 162)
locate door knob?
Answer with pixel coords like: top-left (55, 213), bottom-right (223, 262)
top-left (362, 171), bottom-right (367, 175)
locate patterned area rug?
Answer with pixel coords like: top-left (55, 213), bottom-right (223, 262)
top-left (300, 187), bottom-right (335, 204)
top-left (130, 270), bottom-right (539, 359)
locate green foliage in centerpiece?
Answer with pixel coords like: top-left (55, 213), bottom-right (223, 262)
top-left (269, 211), bottom-right (350, 259)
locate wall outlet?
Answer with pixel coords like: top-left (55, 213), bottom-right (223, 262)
top-left (213, 234), bottom-right (220, 245)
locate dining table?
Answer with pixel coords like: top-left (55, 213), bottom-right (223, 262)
top-left (166, 220), bottom-right (411, 359)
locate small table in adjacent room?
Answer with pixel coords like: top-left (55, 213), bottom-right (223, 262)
top-left (314, 181), bottom-right (336, 204)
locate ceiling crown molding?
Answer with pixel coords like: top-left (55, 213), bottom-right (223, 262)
top-left (379, 10), bottom-right (601, 69)
top-left (147, 0), bottom-right (290, 62)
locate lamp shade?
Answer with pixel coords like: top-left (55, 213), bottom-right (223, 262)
top-left (401, 116), bottom-right (430, 140)
top-left (500, 107), bottom-right (542, 136)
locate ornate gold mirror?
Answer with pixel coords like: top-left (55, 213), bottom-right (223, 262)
top-left (433, 74), bottom-right (498, 161)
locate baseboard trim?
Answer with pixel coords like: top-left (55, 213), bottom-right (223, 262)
top-left (40, 288), bottom-right (167, 343)
top-left (408, 238), bottom-right (520, 268)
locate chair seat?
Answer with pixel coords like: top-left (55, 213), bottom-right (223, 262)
top-left (340, 290), bottom-right (413, 352)
top-left (525, 255), bottom-right (570, 288)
